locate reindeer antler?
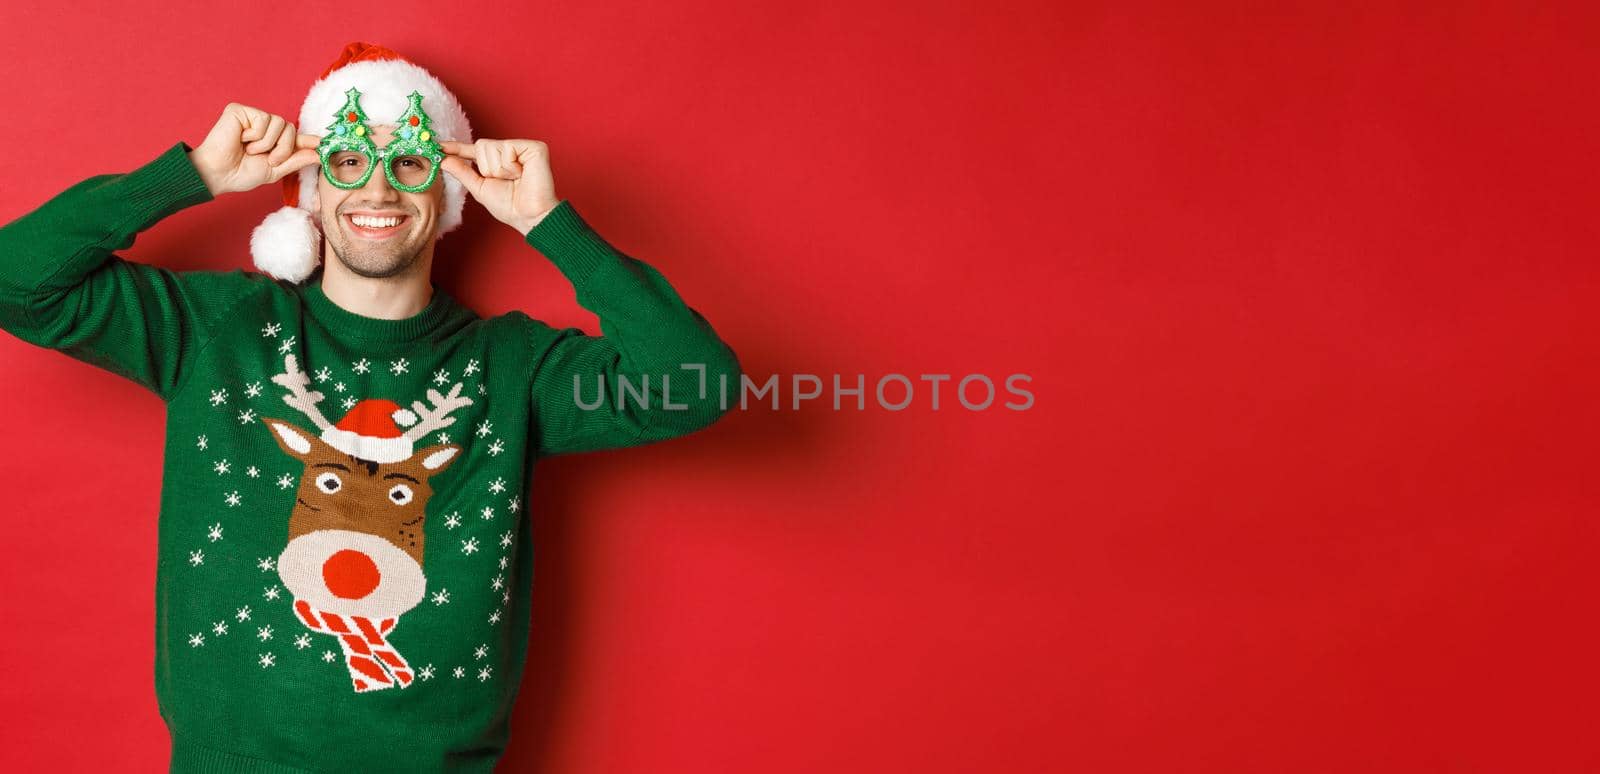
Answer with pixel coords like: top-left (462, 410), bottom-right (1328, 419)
top-left (270, 354), bottom-right (335, 432)
top-left (403, 382), bottom-right (474, 441)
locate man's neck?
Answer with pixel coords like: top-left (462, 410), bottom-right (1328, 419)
top-left (318, 253), bottom-right (435, 320)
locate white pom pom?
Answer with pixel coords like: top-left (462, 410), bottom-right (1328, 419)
top-left (250, 206), bottom-right (321, 282)
top-left (391, 408), bottom-right (418, 427)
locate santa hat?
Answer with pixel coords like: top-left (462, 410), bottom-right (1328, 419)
top-left (321, 398), bottom-right (419, 464)
top-left (251, 42), bottom-right (474, 283)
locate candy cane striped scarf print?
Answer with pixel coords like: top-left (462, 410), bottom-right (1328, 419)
top-left (293, 598), bottom-right (415, 692)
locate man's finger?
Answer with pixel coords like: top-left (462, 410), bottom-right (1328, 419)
top-left (267, 123), bottom-right (297, 166)
top-left (510, 139), bottom-right (548, 163)
top-left (247, 114), bottom-right (286, 154)
top-left (229, 104), bottom-right (269, 141)
top-left (440, 140), bottom-right (475, 160)
top-left (296, 133), bottom-right (321, 150)
top-left (440, 156), bottom-right (484, 197)
top-left (269, 148), bottom-right (322, 181)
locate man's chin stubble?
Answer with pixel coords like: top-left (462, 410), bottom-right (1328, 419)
top-left (329, 236), bottom-right (423, 279)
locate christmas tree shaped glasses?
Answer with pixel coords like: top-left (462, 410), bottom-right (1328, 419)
top-left (317, 87), bottom-right (446, 193)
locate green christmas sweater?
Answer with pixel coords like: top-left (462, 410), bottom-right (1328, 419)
top-left (0, 141), bottom-right (740, 773)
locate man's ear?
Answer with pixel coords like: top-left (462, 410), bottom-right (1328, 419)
top-left (262, 417), bottom-right (315, 460)
top-left (414, 444), bottom-right (461, 475)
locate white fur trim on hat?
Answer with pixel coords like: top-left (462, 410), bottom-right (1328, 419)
top-left (251, 57), bottom-right (474, 282)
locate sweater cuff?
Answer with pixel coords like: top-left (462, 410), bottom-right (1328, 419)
top-left (522, 200), bottom-right (616, 287)
top-left (127, 141), bottom-right (216, 227)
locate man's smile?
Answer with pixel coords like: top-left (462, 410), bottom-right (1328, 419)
top-left (344, 211), bottom-right (411, 240)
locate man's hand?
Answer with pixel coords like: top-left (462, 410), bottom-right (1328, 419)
top-left (189, 103), bottom-right (320, 197)
top-left (440, 139), bottom-right (561, 235)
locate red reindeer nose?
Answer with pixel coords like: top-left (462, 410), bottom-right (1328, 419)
top-left (323, 549), bottom-right (381, 599)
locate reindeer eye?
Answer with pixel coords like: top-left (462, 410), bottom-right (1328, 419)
top-left (316, 472), bottom-right (342, 493)
top-left (389, 484), bottom-right (414, 505)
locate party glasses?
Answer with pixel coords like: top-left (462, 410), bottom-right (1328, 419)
top-left (317, 87), bottom-right (446, 193)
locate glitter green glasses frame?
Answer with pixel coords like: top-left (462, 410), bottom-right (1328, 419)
top-left (317, 87), bottom-right (447, 194)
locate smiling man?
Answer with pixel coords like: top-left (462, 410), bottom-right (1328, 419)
top-left (320, 123), bottom-right (445, 278)
top-left (0, 42), bottom-right (739, 773)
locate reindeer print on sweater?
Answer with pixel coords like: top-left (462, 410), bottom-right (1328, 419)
top-left (176, 310), bottom-right (526, 696)
top-left (262, 354), bottom-right (466, 692)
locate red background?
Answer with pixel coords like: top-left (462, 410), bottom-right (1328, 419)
top-left (2, 2), bottom-right (1597, 771)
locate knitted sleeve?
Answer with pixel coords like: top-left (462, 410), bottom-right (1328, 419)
top-left (0, 141), bottom-right (258, 402)
top-left (522, 200), bottom-right (741, 456)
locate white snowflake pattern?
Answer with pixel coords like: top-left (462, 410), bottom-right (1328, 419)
top-left (257, 557), bottom-right (275, 572)
top-left (418, 664), bottom-right (436, 680)
top-left (212, 459), bottom-right (231, 475)
top-left (246, 466), bottom-right (260, 478)
top-left (188, 549), bottom-right (204, 566)
top-left (341, 396), bottom-right (357, 410)
top-left (502, 590), bottom-right (511, 605)
top-left (478, 666), bottom-right (492, 682)
top-left (195, 435), bottom-right (208, 451)
top-left (480, 505), bottom-right (496, 520)
top-left (390, 358), bottom-right (409, 375)
top-left (263, 586), bottom-right (281, 601)
top-left (444, 512), bottom-right (461, 529)
top-left (335, 382), bottom-right (347, 393)
top-left (487, 439), bottom-right (505, 456)
top-left (293, 633), bottom-right (312, 650)
top-left (277, 336), bottom-right (296, 355)
top-left (225, 490), bottom-right (242, 507)
top-left (478, 383), bottom-right (487, 395)
top-left (473, 644), bottom-right (488, 660)
top-left (453, 666), bottom-right (466, 679)
top-left (463, 359), bottom-right (480, 376)
top-left (499, 531), bottom-right (513, 548)
top-left (352, 358), bottom-right (371, 374)
top-left (237, 409), bottom-right (257, 425)
top-left (258, 652), bottom-right (276, 668)
top-left (431, 588), bottom-right (451, 605)
top-left (209, 388), bottom-right (228, 406)
top-left (261, 322), bottom-right (281, 338)
top-left (436, 432), bottom-right (450, 444)
top-left (475, 420), bottom-right (493, 438)
top-left (245, 381), bottom-right (263, 399)
top-left (498, 556), bottom-right (509, 570)
top-left (488, 477), bottom-right (506, 494)
top-left (322, 650), bottom-right (337, 663)
top-left (235, 605), bottom-right (253, 622)
top-left (461, 537), bottom-right (480, 556)
top-left (433, 368), bottom-right (451, 385)
top-left (488, 610), bottom-right (502, 625)
top-left (508, 495), bottom-right (521, 513)
top-left (212, 621), bottom-right (229, 636)
top-left (257, 624), bottom-right (274, 642)
top-left (490, 574), bottom-right (504, 591)
top-left (188, 633), bottom-right (205, 647)
top-left (313, 366), bottom-right (332, 382)
top-left (276, 473), bottom-right (294, 489)
top-left (207, 523), bottom-right (223, 542)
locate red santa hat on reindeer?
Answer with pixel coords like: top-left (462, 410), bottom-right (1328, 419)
top-left (250, 42), bottom-right (473, 283)
top-left (321, 397), bottom-right (419, 464)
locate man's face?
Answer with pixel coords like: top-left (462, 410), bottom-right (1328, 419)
top-left (315, 124), bottom-right (444, 279)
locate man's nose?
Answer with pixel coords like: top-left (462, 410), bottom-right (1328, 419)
top-left (360, 159), bottom-right (399, 196)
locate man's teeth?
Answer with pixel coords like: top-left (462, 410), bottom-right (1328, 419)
top-left (350, 215), bottom-right (404, 228)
